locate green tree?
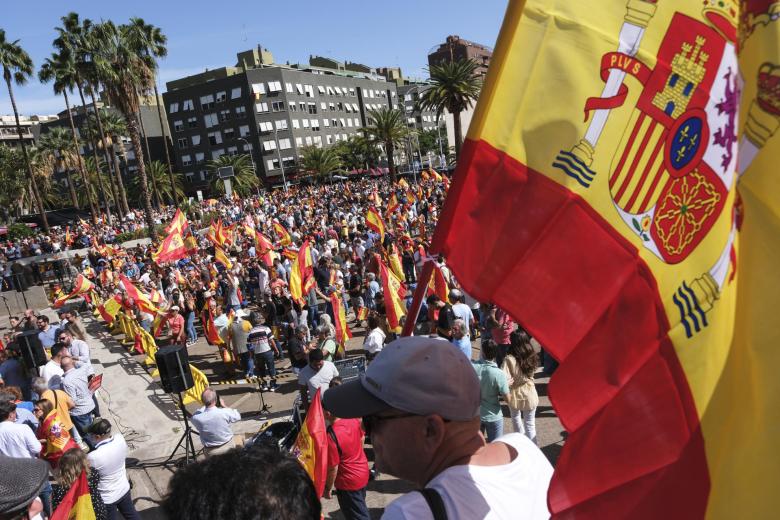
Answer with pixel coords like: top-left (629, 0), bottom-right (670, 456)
top-left (361, 107), bottom-right (409, 183)
top-left (419, 59), bottom-right (482, 158)
top-left (75, 156), bottom-right (115, 210)
top-left (0, 29), bottom-right (49, 230)
top-left (37, 127), bottom-right (80, 207)
top-left (128, 160), bottom-right (183, 207)
top-left (86, 109), bottom-right (131, 214)
top-left (299, 145), bottom-right (342, 182)
top-left (417, 128), bottom-right (441, 157)
top-left (38, 51), bottom-right (96, 217)
top-left (333, 135), bottom-right (380, 171)
top-left (208, 154), bottom-right (260, 196)
top-left (0, 145), bottom-right (31, 219)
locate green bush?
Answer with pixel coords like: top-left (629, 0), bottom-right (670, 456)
top-left (7, 223), bottom-right (35, 241)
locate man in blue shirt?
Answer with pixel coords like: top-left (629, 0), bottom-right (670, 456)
top-left (451, 319), bottom-right (472, 360)
top-left (472, 340), bottom-right (510, 442)
top-left (36, 315), bottom-right (59, 349)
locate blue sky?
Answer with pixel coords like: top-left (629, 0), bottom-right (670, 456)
top-left (1, 0), bottom-right (508, 115)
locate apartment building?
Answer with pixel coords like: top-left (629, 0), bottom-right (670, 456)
top-left (428, 35), bottom-right (493, 78)
top-left (0, 114), bottom-right (58, 149)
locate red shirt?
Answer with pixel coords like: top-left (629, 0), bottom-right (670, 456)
top-left (167, 314), bottom-right (185, 338)
top-left (326, 418), bottom-right (369, 491)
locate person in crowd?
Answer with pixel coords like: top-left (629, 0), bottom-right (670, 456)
top-left (324, 377), bottom-right (370, 520)
top-left (61, 311), bottom-right (87, 342)
top-left (40, 344), bottom-right (67, 390)
top-left (58, 329), bottom-right (93, 377)
top-left (0, 350), bottom-right (29, 399)
top-left (0, 399), bottom-right (41, 458)
top-left (183, 290), bottom-right (198, 346)
top-left (190, 388), bottom-right (241, 457)
top-left (487, 305), bottom-right (515, 367)
top-left (287, 325), bottom-right (310, 375)
top-left (61, 355), bottom-right (95, 442)
top-left (164, 306), bottom-right (186, 346)
top-left (502, 330), bottom-right (539, 444)
top-left (449, 289), bottom-right (476, 338)
top-left (36, 315), bottom-right (59, 350)
top-left (230, 311), bottom-right (254, 379)
top-left (51, 447), bottom-right (108, 520)
top-left (0, 455), bottom-right (49, 520)
top-left (33, 398), bottom-right (77, 467)
top-left (323, 336), bottom-right (553, 519)
top-left (298, 349), bottom-right (339, 408)
top-left (316, 323), bottom-right (339, 362)
top-left (247, 312), bottom-right (279, 392)
top-left (32, 377), bottom-right (85, 450)
top-left (451, 319), bottom-right (472, 360)
top-left (472, 340), bottom-right (511, 442)
top-left (362, 314), bottom-right (385, 361)
top-left (162, 442), bottom-right (321, 520)
top-left (86, 419), bottom-right (140, 520)
top-left (0, 390), bottom-right (37, 431)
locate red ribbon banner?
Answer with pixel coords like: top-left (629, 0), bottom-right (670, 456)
top-left (583, 52), bottom-right (653, 122)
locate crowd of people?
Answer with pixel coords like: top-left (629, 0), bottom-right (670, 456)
top-left (0, 171), bottom-right (557, 519)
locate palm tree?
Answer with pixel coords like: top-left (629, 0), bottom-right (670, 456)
top-left (38, 51), bottom-right (96, 218)
top-left (86, 110), bottom-right (131, 214)
top-left (361, 107), bottom-right (409, 183)
top-left (53, 13), bottom-right (112, 223)
top-left (333, 135), bottom-right (380, 171)
top-left (0, 29), bottom-right (49, 230)
top-left (299, 145), bottom-right (342, 182)
top-left (76, 156), bottom-right (115, 211)
top-left (128, 160), bottom-right (183, 206)
top-left (87, 21), bottom-right (158, 239)
top-left (0, 144), bottom-right (29, 219)
top-left (418, 60), bottom-right (482, 158)
top-left (124, 18), bottom-right (179, 206)
top-left (27, 146), bottom-right (61, 209)
top-left (207, 154), bottom-right (260, 196)
top-left (37, 127), bottom-right (80, 207)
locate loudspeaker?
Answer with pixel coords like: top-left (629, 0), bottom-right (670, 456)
top-left (16, 330), bottom-right (47, 369)
top-left (155, 344), bottom-right (194, 394)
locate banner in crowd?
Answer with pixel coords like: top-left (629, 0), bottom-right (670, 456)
top-left (292, 388), bottom-right (328, 497)
top-left (50, 470), bottom-right (95, 520)
top-left (432, 0), bottom-right (780, 516)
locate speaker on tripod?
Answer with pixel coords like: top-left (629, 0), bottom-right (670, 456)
top-left (155, 344), bottom-right (194, 393)
top-left (16, 330), bottom-right (47, 370)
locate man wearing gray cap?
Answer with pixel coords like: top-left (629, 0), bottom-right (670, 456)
top-left (323, 336), bottom-right (553, 519)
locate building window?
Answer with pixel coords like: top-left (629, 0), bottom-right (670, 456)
top-left (211, 149), bottom-right (225, 160)
top-left (295, 137), bottom-right (303, 146)
top-left (199, 170), bottom-right (207, 182)
top-left (195, 152), bottom-right (205, 164)
top-left (219, 109), bottom-right (231, 122)
top-left (187, 117), bottom-right (198, 128)
top-left (173, 120), bottom-right (184, 132)
top-left (289, 103), bottom-right (297, 112)
top-left (208, 131), bottom-right (222, 145)
top-left (231, 87), bottom-right (242, 99)
top-left (267, 158), bottom-right (280, 170)
top-left (317, 86), bottom-right (326, 95)
top-left (242, 142), bottom-right (253, 152)
top-left (177, 137), bottom-right (189, 149)
top-left (354, 117), bottom-right (360, 127)
top-left (235, 106), bottom-right (247, 118)
top-left (239, 125), bottom-right (250, 137)
top-left (227, 145), bottom-right (238, 155)
top-left (191, 135), bottom-right (201, 146)
top-left (292, 119), bottom-right (300, 129)
top-left (346, 118), bottom-right (353, 128)
top-left (331, 118), bottom-right (338, 127)
top-left (275, 120), bottom-right (288, 130)
top-left (326, 134), bottom-right (332, 145)
top-left (278, 138), bottom-right (291, 150)
top-left (326, 86), bottom-right (334, 96)
top-left (323, 118), bottom-right (330, 128)
top-left (268, 81), bottom-right (282, 92)
top-left (185, 172), bottom-right (194, 183)
top-left (305, 136), bottom-right (313, 146)
top-left (183, 99), bottom-right (194, 111)
top-left (313, 135), bottom-right (322, 147)
top-left (348, 88), bottom-right (355, 96)
top-left (251, 83), bottom-right (266, 98)
top-left (216, 91), bottom-right (227, 103)
top-left (299, 102), bottom-right (306, 112)
top-left (302, 119), bottom-right (309, 128)
top-left (182, 154), bottom-right (192, 166)
top-left (340, 118), bottom-right (346, 127)
top-left (295, 84), bottom-right (304, 95)
top-left (258, 121), bottom-right (273, 133)
top-left (204, 113), bottom-right (218, 128)
top-left (310, 119), bottom-right (320, 131)
top-left (320, 102), bottom-right (327, 111)
top-left (282, 156), bottom-right (295, 167)
top-left (304, 85), bottom-right (314, 97)
top-left (335, 86), bottom-right (343, 96)
top-left (224, 127), bottom-right (235, 140)
top-left (256, 102), bottom-right (269, 113)
top-left (263, 140), bottom-right (277, 151)
top-left (329, 102), bottom-right (335, 111)
top-left (200, 94), bottom-right (214, 109)
top-left (169, 102), bottom-right (179, 113)
top-left (286, 82), bottom-right (294, 93)
top-left (308, 103), bottom-right (317, 114)
top-left (272, 101), bottom-right (285, 112)
top-left (351, 103), bottom-right (359, 111)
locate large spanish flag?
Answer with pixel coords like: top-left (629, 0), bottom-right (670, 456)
top-left (53, 275), bottom-right (95, 308)
top-left (273, 220), bottom-right (292, 246)
top-left (365, 206), bottom-right (386, 242)
top-left (51, 470), bottom-right (96, 520)
top-left (292, 388), bottom-right (328, 497)
top-left (151, 229), bottom-right (188, 265)
top-left (289, 240), bottom-right (315, 306)
top-left (329, 292), bottom-right (353, 346)
top-left (165, 208), bottom-right (189, 235)
top-left (432, 1), bottom-right (780, 517)
top-left (379, 260), bottom-right (406, 333)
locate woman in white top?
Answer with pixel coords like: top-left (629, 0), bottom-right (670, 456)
top-left (501, 329), bottom-right (539, 444)
top-left (362, 314), bottom-right (385, 361)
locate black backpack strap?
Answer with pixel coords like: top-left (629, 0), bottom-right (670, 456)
top-left (418, 488), bottom-right (447, 520)
top-left (326, 425), bottom-right (342, 457)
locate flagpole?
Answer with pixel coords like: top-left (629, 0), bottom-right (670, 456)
top-left (401, 260), bottom-right (435, 336)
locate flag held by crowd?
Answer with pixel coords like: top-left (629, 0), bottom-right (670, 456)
top-left (273, 220), bottom-right (292, 246)
top-left (53, 275), bottom-right (95, 308)
top-left (379, 260), bottom-right (405, 333)
top-left (330, 292), bottom-right (353, 346)
top-left (50, 470), bottom-right (96, 520)
top-left (430, 0), bottom-right (780, 517)
top-left (289, 240), bottom-right (315, 306)
top-left (365, 207), bottom-right (386, 242)
top-left (97, 295), bottom-right (123, 324)
top-left (151, 230), bottom-right (188, 265)
top-left (292, 388), bottom-right (328, 498)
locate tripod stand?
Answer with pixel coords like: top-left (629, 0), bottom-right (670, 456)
top-left (164, 392), bottom-right (198, 466)
top-left (256, 378), bottom-right (272, 418)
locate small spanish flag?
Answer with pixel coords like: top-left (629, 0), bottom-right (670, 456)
top-left (365, 207), bottom-right (386, 242)
top-left (330, 292), bottom-right (353, 346)
top-left (151, 230), bottom-right (188, 265)
top-left (379, 260), bottom-right (406, 333)
top-left (357, 306), bottom-right (369, 322)
top-left (214, 246), bottom-right (233, 269)
top-left (54, 275), bottom-right (95, 308)
top-left (273, 220), bottom-right (292, 247)
top-left (50, 470), bottom-right (96, 520)
top-left (98, 295), bottom-right (123, 324)
top-left (165, 208), bottom-right (189, 236)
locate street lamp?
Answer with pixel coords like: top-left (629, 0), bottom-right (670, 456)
top-left (236, 137), bottom-right (260, 196)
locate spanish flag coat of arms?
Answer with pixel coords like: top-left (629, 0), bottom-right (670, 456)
top-left (432, 0), bottom-right (780, 517)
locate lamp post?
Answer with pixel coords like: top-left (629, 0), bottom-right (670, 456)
top-left (236, 137), bottom-right (260, 196)
top-left (271, 127), bottom-right (288, 192)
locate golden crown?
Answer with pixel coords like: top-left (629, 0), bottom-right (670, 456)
top-left (702, 0), bottom-right (739, 42)
top-left (757, 62), bottom-right (780, 116)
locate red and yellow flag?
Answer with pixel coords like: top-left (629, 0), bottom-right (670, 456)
top-left (118, 274), bottom-right (158, 315)
top-left (379, 260), bottom-right (406, 333)
top-left (431, 1), bottom-right (780, 517)
top-left (201, 308), bottom-right (224, 347)
top-left (64, 226), bottom-right (73, 247)
top-left (165, 208), bottom-right (189, 236)
top-left (206, 220), bottom-right (227, 248)
top-left (398, 178), bottom-right (409, 190)
top-left (289, 240), bottom-right (315, 306)
top-left (292, 388), bottom-right (328, 497)
top-left (357, 306), bottom-right (369, 322)
top-left (273, 220), bottom-right (292, 246)
top-left (427, 263), bottom-right (449, 303)
top-left (98, 295), bottom-right (123, 324)
top-left (50, 470), bottom-right (96, 520)
top-left (54, 275), bottom-right (95, 308)
top-left (253, 230), bottom-right (276, 267)
top-left (214, 246), bottom-right (233, 270)
top-left (386, 193), bottom-right (400, 215)
top-left (329, 292), bottom-right (353, 346)
top-left (388, 243), bottom-right (405, 283)
top-left (151, 230), bottom-right (188, 265)
top-left (365, 207), bottom-right (386, 242)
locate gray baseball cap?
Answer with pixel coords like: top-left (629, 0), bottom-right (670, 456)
top-left (322, 336), bottom-right (480, 421)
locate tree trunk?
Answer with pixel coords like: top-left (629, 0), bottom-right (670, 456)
top-left (136, 103), bottom-right (162, 207)
top-left (65, 168), bottom-right (79, 208)
top-left (63, 91), bottom-right (97, 220)
top-left (109, 136), bottom-right (130, 215)
top-left (453, 109), bottom-right (463, 160)
top-left (153, 82), bottom-right (179, 206)
top-left (77, 83), bottom-right (112, 225)
top-left (89, 88), bottom-right (124, 220)
top-left (127, 114), bottom-right (157, 240)
top-left (386, 141), bottom-right (397, 184)
top-left (5, 74), bottom-right (49, 231)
